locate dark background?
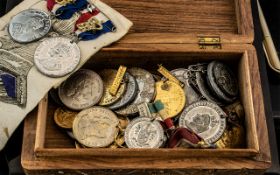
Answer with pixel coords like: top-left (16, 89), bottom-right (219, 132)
top-left (0, 0), bottom-right (280, 174)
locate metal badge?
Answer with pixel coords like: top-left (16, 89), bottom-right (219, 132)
top-left (116, 68), bottom-right (155, 116)
top-left (54, 107), bottom-right (77, 129)
top-left (0, 49), bottom-right (32, 106)
top-left (58, 69), bottom-right (104, 110)
top-left (208, 61), bottom-right (238, 97)
top-left (8, 9), bottom-right (51, 43)
top-left (125, 117), bottom-right (165, 148)
top-left (154, 81), bottom-right (186, 119)
top-left (170, 68), bottom-right (202, 105)
top-left (34, 37), bottom-right (80, 77)
top-left (109, 65), bottom-right (127, 96)
top-left (179, 101), bottom-right (227, 144)
top-left (207, 61), bottom-right (236, 103)
top-left (73, 107), bottom-right (119, 148)
top-left (98, 69), bottom-right (127, 106)
top-left (196, 70), bottom-right (222, 106)
top-left (108, 72), bottom-right (138, 110)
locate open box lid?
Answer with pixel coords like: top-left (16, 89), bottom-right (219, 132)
top-left (104, 0), bottom-right (253, 44)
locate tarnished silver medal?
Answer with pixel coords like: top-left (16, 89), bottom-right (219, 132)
top-left (179, 101), bottom-right (227, 144)
top-left (8, 9), bottom-right (51, 43)
top-left (34, 37), bottom-right (80, 77)
top-left (125, 117), bottom-right (165, 148)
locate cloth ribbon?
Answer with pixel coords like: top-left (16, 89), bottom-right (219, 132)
top-left (55, 0), bottom-right (88, 20)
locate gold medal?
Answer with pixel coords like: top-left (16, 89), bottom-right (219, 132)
top-left (98, 69), bottom-right (126, 106)
top-left (154, 81), bottom-right (186, 119)
top-left (157, 65), bottom-right (184, 87)
top-left (215, 126), bottom-right (245, 148)
top-left (54, 108), bottom-right (77, 129)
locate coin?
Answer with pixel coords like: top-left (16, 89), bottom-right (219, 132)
top-left (170, 68), bottom-right (202, 105)
top-left (116, 68), bottom-right (155, 116)
top-left (207, 61), bottom-right (236, 103)
top-left (73, 107), bottom-right (119, 148)
top-left (196, 71), bottom-right (222, 106)
top-left (125, 117), bottom-right (165, 148)
top-left (109, 73), bottom-right (138, 110)
top-left (154, 81), bottom-right (186, 119)
top-left (34, 37), bottom-right (80, 77)
top-left (8, 9), bottom-right (51, 43)
top-left (208, 61), bottom-right (238, 97)
top-left (98, 69), bottom-right (127, 106)
top-left (179, 101), bottom-right (227, 144)
top-left (58, 69), bottom-right (103, 110)
top-left (54, 107), bottom-right (77, 129)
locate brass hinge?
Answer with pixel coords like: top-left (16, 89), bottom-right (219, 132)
top-left (198, 36), bottom-right (222, 49)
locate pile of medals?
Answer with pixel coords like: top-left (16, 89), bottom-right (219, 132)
top-left (51, 62), bottom-right (245, 149)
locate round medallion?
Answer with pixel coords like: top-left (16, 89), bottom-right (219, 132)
top-left (73, 107), bottom-right (119, 148)
top-left (154, 80), bottom-right (186, 119)
top-left (109, 73), bottom-right (138, 110)
top-left (125, 117), bottom-right (165, 148)
top-left (116, 68), bottom-right (155, 116)
top-left (98, 69), bottom-right (127, 106)
top-left (208, 61), bottom-right (238, 97)
top-left (179, 101), bottom-right (227, 144)
top-left (8, 9), bottom-right (51, 43)
top-left (54, 107), bottom-right (77, 129)
top-left (58, 69), bottom-right (103, 110)
top-left (196, 71), bottom-right (222, 105)
top-left (170, 68), bottom-right (202, 105)
top-left (34, 37), bottom-right (80, 77)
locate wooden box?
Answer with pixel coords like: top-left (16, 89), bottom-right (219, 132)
top-left (21, 0), bottom-right (271, 174)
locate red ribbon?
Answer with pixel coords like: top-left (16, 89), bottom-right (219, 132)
top-left (168, 127), bottom-right (202, 148)
top-left (47, 0), bottom-right (56, 11)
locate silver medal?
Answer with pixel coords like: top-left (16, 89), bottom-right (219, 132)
top-left (116, 68), bottom-right (155, 116)
top-left (109, 73), bottom-right (138, 110)
top-left (58, 69), bottom-right (104, 110)
top-left (34, 37), bottom-right (80, 77)
top-left (179, 101), bottom-right (227, 144)
top-left (8, 9), bottom-right (51, 43)
top-left (125, 117), bottom-right (165, 148)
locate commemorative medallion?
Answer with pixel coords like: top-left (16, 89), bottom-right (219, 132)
top-left (179, 101), bottom-right (227, 144)
top-left (207, 61), bottom-right (236, 103)
top-left (125, 117), bottom-right (165, 148)
top-left (73, 107), bottom-right (119, 148)
top-left (170, 68), bottom-right (202, 105)
top-left (209, 61), bottom-right (238, 97)
top-left (34, 37), bottom-right (80, 77)
top-left (54, 107), bottom-right (77, 129)
top-left (58, 69), bottom-right (103, 110)
top-left (8, 9), bottom-right (51, 43)
top-left (109, 73), bottom-right (138, 110)
top-left (154, 80), bottom-right (186, 119)
top-left (98, 69), bottom-right (126, 106)
top-left (116, 68), bottom-right (155, 116)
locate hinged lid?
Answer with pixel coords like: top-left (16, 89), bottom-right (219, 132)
top-left (104, 0), bottom-right (253, 44)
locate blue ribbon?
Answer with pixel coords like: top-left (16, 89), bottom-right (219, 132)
top-left (78, 20), bottom-right (115, 41)
top-left (56, 0), bottom-right (88, 20)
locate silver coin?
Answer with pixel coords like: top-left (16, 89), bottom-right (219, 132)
top-left (179, 101), bottom-right (227, 144)
top-left (34, 37), bottom-right (80, 77)
top-left (207, 62), bottom-right (234, 103)
top-left (73, 107), bottom-right (119, 148)
top-left (116, 68), bottom-right (155, 116)
top-left (209, 61), bottom-right (238, 97)
top-left (170, 68), bottom-right (202, 105)
top-left (58, 69), bottom-right (103, 110)
top-left (196, 71), bottom-right (222, 106)
top-left (8, 9), bottom-right (51, 43)
top-left (125, 117), bottom-right (165, 148)
top-left (109, 73), bottom-right (138, 110)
